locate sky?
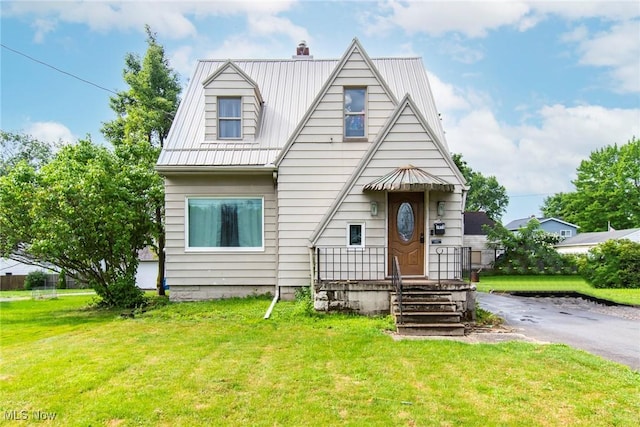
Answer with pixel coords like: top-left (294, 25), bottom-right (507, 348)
top-left (1, 0), bottom-right (639, 224)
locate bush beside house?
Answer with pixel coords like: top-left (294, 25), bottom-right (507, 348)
top-left (579, 239), bottom-right (640, 289)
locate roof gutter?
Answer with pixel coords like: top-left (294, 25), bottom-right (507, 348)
top-left (155, 164), bottom-right (277, 175)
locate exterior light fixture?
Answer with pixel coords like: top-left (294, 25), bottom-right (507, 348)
top-left (370, 201), bottom-right (378, 216)
top-left (437, 201), bottom-right (446, 217)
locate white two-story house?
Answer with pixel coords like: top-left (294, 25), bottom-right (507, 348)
top-left (157, 39), bottom-right (472, 322)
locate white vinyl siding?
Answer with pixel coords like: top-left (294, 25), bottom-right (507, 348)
top-left (164, 173), bottom-right (277, 299)
top-left (314, 101), bottom-right (464, 279)
top-left (276, 48), bottom-right (398, 286)
top-left (204, 66), bottom-right (261, 142)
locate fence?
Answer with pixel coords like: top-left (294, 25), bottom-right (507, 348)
top-left (0, 273), bottom-right (85, 291)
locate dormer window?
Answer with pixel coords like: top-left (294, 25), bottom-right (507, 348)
top-left (218, 97), bottom-right (242, 139)
top-left (344, 87), bottom-right (366, 139)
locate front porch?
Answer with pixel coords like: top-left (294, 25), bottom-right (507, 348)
top-left (313, 246), bottom-right (476, 327)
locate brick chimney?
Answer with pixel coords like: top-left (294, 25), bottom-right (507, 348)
top-left (293, 40), bottom-right (312, 59)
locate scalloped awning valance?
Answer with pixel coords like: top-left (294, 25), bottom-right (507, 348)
top-left (363, 165), bottom-right (455, 192)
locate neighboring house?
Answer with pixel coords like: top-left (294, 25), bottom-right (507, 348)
top-left (463, 211), bottom-right (496, 270)
top-left (555, 228), bottom-right (640, 254)
top-left (505, 216), bottom-right (579, 239)
top-left (0, 249), bottom-right (159, 290)
top-left (157, 39), bottom-right (471, 315)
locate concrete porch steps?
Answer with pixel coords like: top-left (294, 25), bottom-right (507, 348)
top-left (396, 323), bottom-right (466, 336)
top-left (392, 289), bottom-right (466, 336)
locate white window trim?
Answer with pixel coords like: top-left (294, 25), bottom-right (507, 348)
top-left (560, 229), bottom-right (572, 238)
top-left (185, 196), bottom-right (265, 252)
top-left (346, 222), bottom-right (365, 249)
top-left (344, 87), bottom-right (367, 140)
top-left (217, 97), bottom-right (243, 140)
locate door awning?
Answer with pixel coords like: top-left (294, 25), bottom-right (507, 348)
top-left (363, 165), bottom-right (455, 192)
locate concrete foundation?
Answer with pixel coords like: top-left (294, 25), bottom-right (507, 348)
top-left (314, 280), bottom-right (476, 320)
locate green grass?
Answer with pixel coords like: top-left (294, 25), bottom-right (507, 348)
top-left (0, 288), bottom-right (96, 299)
top-left (1, 296), bottom-right (638, 426)
top-left (475, 275), bottom-right (640, 306)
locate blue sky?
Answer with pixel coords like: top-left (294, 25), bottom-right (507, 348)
top-left (1, 0), bottom-right (639, 223)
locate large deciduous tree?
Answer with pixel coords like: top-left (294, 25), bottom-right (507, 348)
top-left (0, 139), bottom-right (155, 307)
top-left (485, 219), bottom-right (575, 275)
top-left (0, 130), bottom-right (54, 176)
top-left (453, 153), bottom-right (509, 220)
top-left (102, 26), bottom-right (181, 296)
top-left (541, 137), bottom-right (640, 231)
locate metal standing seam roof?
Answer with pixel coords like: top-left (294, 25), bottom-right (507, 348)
top-left (158, 54), bottom-right (449, 168)
top-left (363, 165), bottom-right (455, 192)
top-left (555, 228), bottom-right (640, 246)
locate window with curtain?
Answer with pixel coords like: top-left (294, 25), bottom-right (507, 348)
top-left (218, 97), bottom-right (242, 139)
top-left (344, 88), bottom-right (366, 138)
top-left (187, 198), bottom-right (263, 250)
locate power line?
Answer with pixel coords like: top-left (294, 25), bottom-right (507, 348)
top-left (1, 43), bottom-right (119, 96)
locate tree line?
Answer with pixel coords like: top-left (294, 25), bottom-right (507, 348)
top-left (0, 26), bottom-right (180, 308)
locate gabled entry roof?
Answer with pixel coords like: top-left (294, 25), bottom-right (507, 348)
top-left (363, 165), bottom-right (455, 192)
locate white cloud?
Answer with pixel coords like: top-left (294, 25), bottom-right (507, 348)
top-left (4, 1), bottom-right (298, 41)
top-left (376, 1), bottom-right (532, 37)
top-left (169, 45), bottom-right (196, 80)
top-left (25, 121), bottom-right (75, 145)
top-left (367, 0), bottom-right (640, 38)
top-left (427, 72), bottom-right (470, 113)
top-left (568, 20), bottom-right (640, 93)
top-left (432, 70), bottom-right (640, 196)
top-left (446, 102), bottom-right (640, 195)
top-left (246, 13), bottom-right (309, 42)
top-left (32, 17), bottom-right (57, 43)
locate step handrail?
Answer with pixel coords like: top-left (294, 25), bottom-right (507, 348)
top-left (392, 256), bottom-right (403, 324)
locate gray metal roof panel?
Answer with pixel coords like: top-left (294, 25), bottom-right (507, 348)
top-left (556, 228), bottom-right (640, 246)
top-left (160, 55), bottom-right (448, 167)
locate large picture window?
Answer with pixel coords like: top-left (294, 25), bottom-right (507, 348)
top-left (187, 197), bottom-right (263, 250)
top-left (344, 88), bottom-right (366, 138)
top-left (218, 97), bottom-right (242, 139)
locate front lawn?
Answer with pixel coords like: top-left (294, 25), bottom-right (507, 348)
top-left (475, 275), bottom-right (640, 306)
top-left (1, 296), bottom-right (638, 426)
top-left (0, 288), bottom-right (96, 299)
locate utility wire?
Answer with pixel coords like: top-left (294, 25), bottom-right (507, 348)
top-left (1, 43), bottom-right (119, 96)
top-left (1, 43), bottom-right (178, 121)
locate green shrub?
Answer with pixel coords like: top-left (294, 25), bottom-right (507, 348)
top-left (580, 239), bottom-right (640, 289)
top-left (24, 270), bottom-right (47, 290)
top-left (292, 286), bottom-right (315, 317)
top-left (93, 275), bottom-right (148, 308)
top-left (57, 270), bottom-right (67, 289)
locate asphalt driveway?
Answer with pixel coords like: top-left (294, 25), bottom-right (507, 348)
top-left (477, 292), bottom-right (640, 371)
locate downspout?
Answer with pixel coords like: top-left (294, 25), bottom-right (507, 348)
top-left (264, 168), bottom-right (280, 320)
top-left (264, 286), bottom-right (280, 319)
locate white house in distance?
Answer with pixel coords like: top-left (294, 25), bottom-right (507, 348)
top-left (555, 228), bottom-right (640, 254)
top-left (157, 39), bottom-right (472, 325)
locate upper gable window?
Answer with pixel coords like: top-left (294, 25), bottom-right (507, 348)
top-left (344, 88), bottom-right (366, 139)
top-left (218, 97), bottom-right (242, 139)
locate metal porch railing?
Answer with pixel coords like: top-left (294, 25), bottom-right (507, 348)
top-left (435, 246), bottom-right (472, 283)
top-left (315, 247), bottom-right (386, 281)
top-left (392, 256), bottom-right (403, 324)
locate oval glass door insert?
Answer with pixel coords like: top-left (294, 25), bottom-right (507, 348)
top-left (397, 202), bottom-right (415, 242)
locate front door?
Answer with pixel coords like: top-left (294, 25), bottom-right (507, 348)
top-left (388, 192), bottom-right (425, 276)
